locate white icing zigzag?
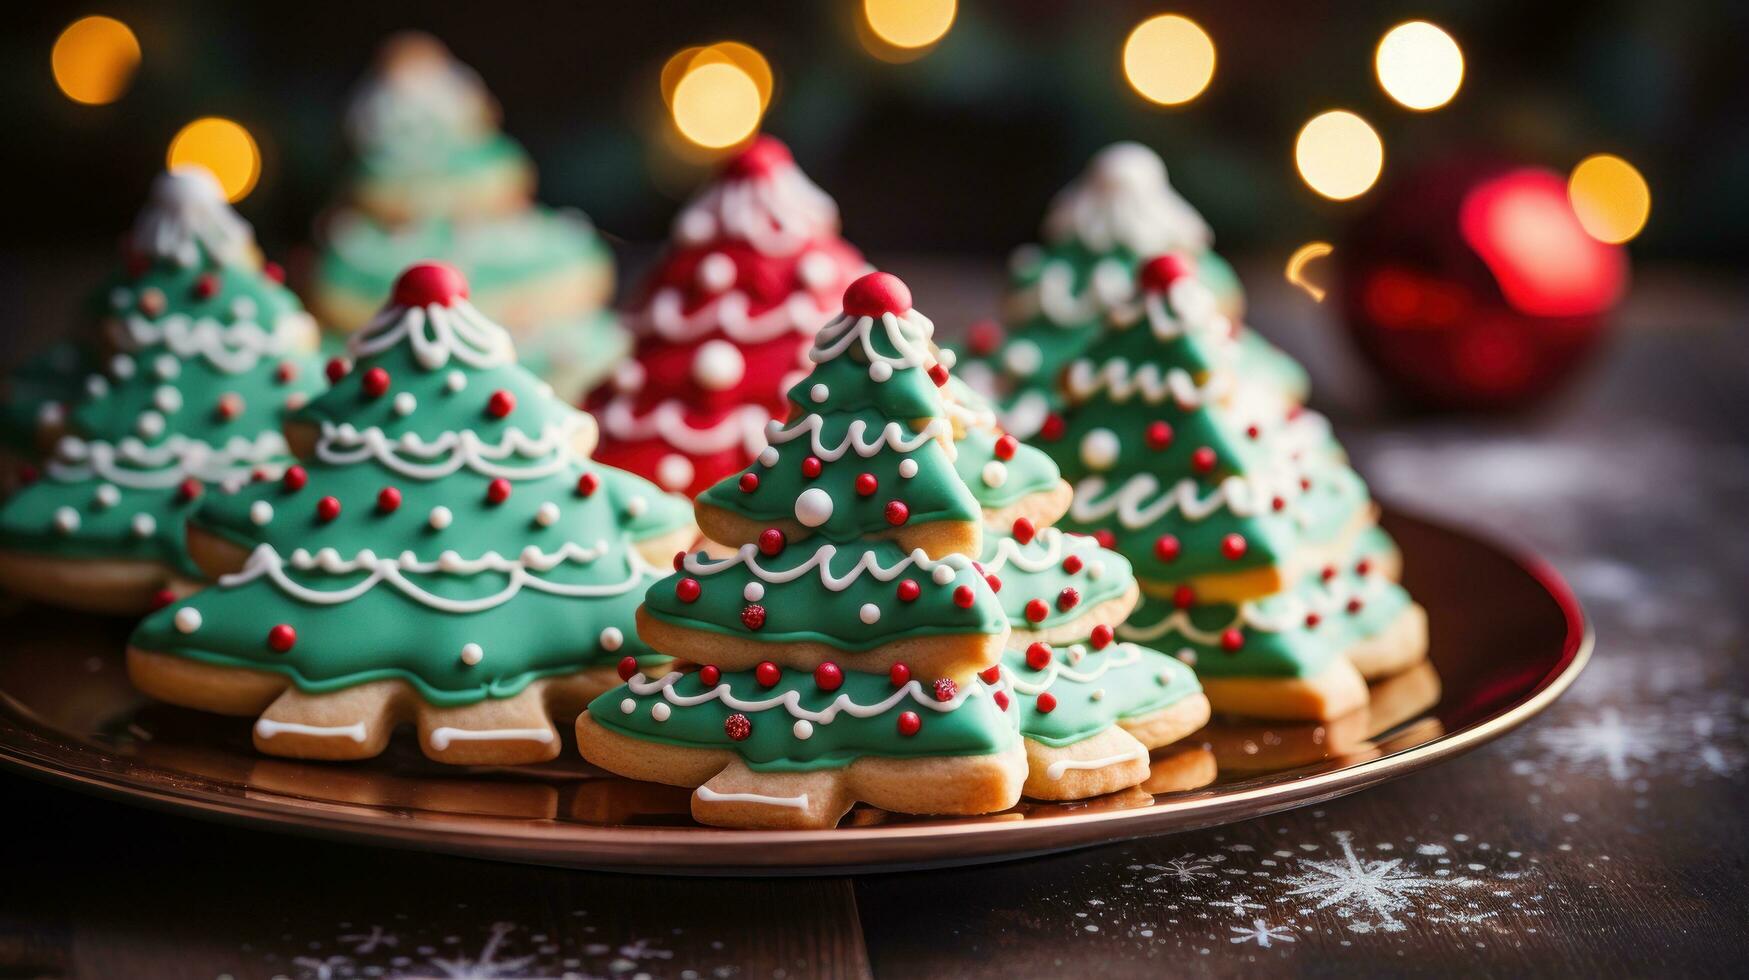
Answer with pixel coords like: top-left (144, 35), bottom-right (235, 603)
top-left (625, 667), bottom-right (986, 724)
top-left (219, 540), bottom-right (653, 613)
top-left (1070, 470), bottom-right (1304, 529)
top-left (1006, 253), bottom-right (1134, 328)
top-left (1117, 573), bottom-right (1393, 643)
top-left (315, 418), bottom-right (583, 481)
top-left (675, 162), bottom-right (839, 256)
top-left (104, 310), bottom-right (317, 375)
top-left (629, 287), bottom-right (838, 346)
top-left (766, 414), bottom-right (954, 462)
top-left (1062, 357), bottom-right (1230, 408)
top-left (980, 527), bottom-right (1105, 576)
top-left (684, 542), bottom-right (974, 591)
top-left (350, 299), bottom-right (516, 371)
top-left (1000, 642), bottom-right (1145, 696)
top-left (131, 167), bottom-right (257, 269)
top-left (595, 396), bottom-right (770, 456)
top-left (809, 307), bottom-right (937, 376)
top-left (49, 432), bottom-right (289, 489)
top-left (1041, 142), bottom-right (1213, 258)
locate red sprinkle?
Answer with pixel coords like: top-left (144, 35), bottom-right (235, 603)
top-left (1024, 598), bottom-right (1049, 623)
top-left (1321, 565), bottom-right (1339, 582)
top-left (738, 472), bottom-right (759, 493)
top-left (984, 573), bottom-right (1002, 593)
top-left (967, 319), bottom-right (1004, 355)
top-left (1057, 587), bottom-right (1080, 611)
top-left (1090, 624), bottom-right (1114, 649)
top-left (675, 578), bottom-right (702, 603)
top-left (1025, 642), bottom-right (1052, 670)
top-left (275, 361), bottom-right (297, 384)
top-left (758, 528), bottom-right (786, 556)
top-left (1145, 421), bottom-right (1174, 450)
top-left (150, 589), bottom-right (176, 610)
top-left (889, 663), bottom-right (911, 687)
top-left (361, 367), bottom-right (390, 398)
top-left (1062, 554), bottom-right (1084, 574)
top-left (699, 664), bottom-right (721, 686)
top-left (1011, 517), bottom-right (1036, 545)
top-left (1040, 413), bottom-right (1066, 441)
top-left (282, 466), bottom-right (308, 492)
top-left (1220, 629), bottom-right (1245, 652)
top-left (485, 389), bottom-right (516, 418)
top-left (485, 478), bottom-right (512, 504)
top-left (1093, 529), bottom-right (1117, 549)
top-left (897, 579), bottom-right (921, 602)
top-left (994, 690), bottom-right (1011, 711)
top-left (1173, 585), bottom-right (1196, 610)
top-left (979, 665), bottom-right (1002, 684)
top-left (724, 713), bottom-right (751, 741)
top-left (1037, 692), bottom-right (1058, 714)
top-left (1154, 535), bottom-right (1181, 562)
top-left (1305, 612), bottom-right (1323, 629)
top-left (801, 456), bottom-right (823, 479)
top-left (376, 487), bottom-right (401, 513)
top-left (993, 434), bottom-right (1018, 460)
top-left (855, 473), bottom-right (878, 496)
top-left (263, 260), bottom-right (286, 284)
top-left (193, 273), bottom-right (220, 299)
top-left (1347, 598), bottom-right (1365, 614)
top-left (897, 711), bottom-right (922, 736)
top-left (325, 357), bottom-right (349, 383)
top-left (617, 656), bottom-right (639, 680)
top-left (933, 678), bottom-right (958, 702)
top-left (928, 363), bottom-right (950, 387)
top-left (316, 496), bottom-right (341, 522)
top-left (1246, 425), bottom-right (1261, 440)
top-left (1221, 533), bottom-right (1248, 560)
top-left (755, 661), bottom-right (781, 687)
top-left (740, 604), bottom-right (766, 630)
top-left (815, 662), bottom-right (843, 691)
top-left (267, 625), bottom-right (297, 652)
top-left (576, 472), bottom-right (600, 497)
top-left (1356, 558), bottom-right (1373, 576)
top-left (1191, 447), bottom-right (1217, 474)
top-left (952, 585), bottom-right (976, 608)
top-left (884, 500), bottom-right (910, 526)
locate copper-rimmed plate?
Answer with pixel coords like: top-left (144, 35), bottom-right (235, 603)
top-left (0, 510), bottom-right (1588, 874)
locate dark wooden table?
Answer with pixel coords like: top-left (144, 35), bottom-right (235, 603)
top-left (1, 261), bottom-right (1745, 979)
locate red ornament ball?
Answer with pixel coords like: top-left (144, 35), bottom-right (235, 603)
top-left (896, 579), bottom-right (921, 602)
top-left (1037, 692), bottom-right (1058, 714)
top-left (485, 389), bottom-right (516, 418)
top-left (1220, 628), bottom-right (1245, 652)
top-left (576, 472), bottom-right (600, 497)
top-left (315, 496), bottom-right (341, 522)
top-left (739, 472), bottom-right (760, 493)
top-left (801, 456), bottom-right (823, 479)
top-left (150, 589), bottom-right (176, 610)
top-left (1221, 533), bottom-right (1248, 560)
top-left (993, 434), bottom-right (1018, 460)
top-left (1153, 534), bottom-right (1181, 562)
top-left (1062, 554), bottom-right (1084, 574)
top-left (884, 500), bottom-right (910, 526)
top-left (1144, 421), bottom-right (1174, 451)
top-left (1024, 598), bottom-right (1049, 623)
top-left (325, 357), bottom-right (350, 383)
top-left (675, 578), bottom-right (702, 603)
top-left (933, 678), bottom-right (958, 702)
top-left (1011, 517), bottom-right (1036, 545)
top-left (724, 713), bottom-right (752, 741)
top-left (754, 661), bottom-right (781, 687)
top-left (740, 604), bottom-right (766, 630)
top-left (193, 273), bottom-right (220, 299)
top-left (952, 585), bottom-right (975, 608)
top-left (282, 466), bottom-right (308, 492)
top-left (889, 662), bottom-right (911, 687)
top-left (485, 478), bottom-right (512, 504)
top-left (723, 135), bottom-right (792, 178)
top-left (758, 528), bottom-right (786, 556)
top-left (842, 271), bottom-right (913, 318)
top-left (393, 261), bottom-right (470, 308)
top-left (815, 662), bottom-right (844, 691)
top-left (1173, 585), bottom-right (1197, 610)
top-left (1025, 642), bottom-right (1052, 670)
top-left (617, 656), bottom-right (639, 680)
top-left (376, 486), bottom-right (401, 513)
top-left (855, 473), bottom-right (878, 496)
top-left (1138, 253), bottom-right (1194, 293)
top-left (979, 665), bottom-right (1002, 684)
top-left (360, 367), bottom-right (390, 398)
top-left (1090, 624), bottom-right (1114, 649)
top-left (1191, 447), bottom-right (1217, 474)
top-left (698, 664), bottom-right (722, 686)
top-left (267, 624), bottom-right (296, 652)
top-left (896, 711), bottom-right (922, 736)
top-left (1039, 413), bottom-right (1066, 441)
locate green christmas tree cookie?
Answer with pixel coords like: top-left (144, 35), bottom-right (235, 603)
top-left (956, 142), bottom-right (1308, 439)
top-left (0, 168), bottom-right (324, 613)
top-left (126, 262), bottom-right (695, 765)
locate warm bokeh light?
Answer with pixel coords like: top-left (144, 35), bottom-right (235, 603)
top-left (51, 16), bottom-right (141, 105)
top-left (166, 118), bottom-right (261, 202)
top-left (1568, 154), bottom-right (1651, 244)
top-left (1122, 14), bottom-right (1216, 106)
top-left (1295, 110), bottom-right (1384, 201)
top-left (670, 61), bottom-right (764, 149)
top-left (1285, 241), bottom-right (1335, 302)
top-left (1375, 21), bottom-right (1464, 111)
top-left (864, 0), bottom-right (957, 50)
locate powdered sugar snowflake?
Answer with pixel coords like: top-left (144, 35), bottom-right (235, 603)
top-left (422, 921), bottom-right (539, 979)
top-left (1514, 697), bottom-right (1746, 788)
top-left (1137, 855), bottom-right (1222, 884)
top-left (1228, 918), bottom-right (1295, 948)
top-left (1278, 831), bottom-right (1485, 933)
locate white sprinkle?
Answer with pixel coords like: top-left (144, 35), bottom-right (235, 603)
top-left (620, 698), bottom-right (636, 714)
top-left (393, 392), bottom-right (417, 416)
top-left (460, 643), bottom-right (484, 666)
top-left (173, 607), bottom-right (202, 633)
top-left (284, 392), bottom-right (308, 411)
top-left (52, 506), bottom-right (79, 534)
top-left (696, 252), bottom-right (737, 292)
top-left (534, 501), bottom-right (560, 527)
top-left (131, 513), bottom-right (156, 537)
top-left (231, 296), bottom-right (257, 320)
top-left (794, 487), bottom-right (833, 527)
top-left (1004, 339), bottom-right (1042, 375)
top-left (85, 375), bottom-right (109, 398)
top-left (249, 500), bottom-right (274, 526)
top-left (1080, 428), bottom-right (1121, 471)
top-left (1173, 649), bottom-right (1197, 667)
top-left (743, 582), bottom-right (765, 602)
top-left (94, 484), bottom-right (120, 508)
top-left (898, 459), bottom-right (918, 479)
top-left (154, 355), bottom-right (180, 380)
top-left (652, 703), bottom-right (672, 722)
top-left (109, 354), bottom-right (135, 379)
top-left (869, 361), bottom-right (893, 382)
top-left (758, 446), bottom-right (780, 467)
top-left (428, 505), bottom-right (453, 529)
top-left (1091, 688), bottom-right (1106, 701)
top-left (981, 460), bottom-right (1008, 488)
top-left (625, 496), bottom-right (649, 518)
top-left (37, 401), bottom-right (64, 426)
top-left (932, 564), bottom-right (956, 586)
top-left (793, 720), bottom-right (814, 740)
top-left (136, 411), bottom-right (166, 439)
top-left (859, 603), bottom-right (881, 624)
top-left (1088, 561), bottom-right (1106, 580)
top-left (154, 385), bottom-right (183, 413)
top-left (600, 626), bottom-right (624, 651)
top-left (656, 454), bottom-right (695, 491)
top-left (809, 384), bottom-right (829, 403)
top-left (445, 370), bottom-right (467, 393)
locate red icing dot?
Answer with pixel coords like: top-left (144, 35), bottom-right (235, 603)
top-left (739, 472), bottom-right (760, 493)
top-left (1272, 496), bottom-right (1287, 512)
top-left (758, 528), bottom-right (786, 556)
top-left (1057, 587), bottom-right (1080, 611)
top-left (265, 623), bottom-right (296, 652)
top-left (1347, 598), bottom-right (1365, 614)
top-left (1220, 629), bottom-right (1245, 652)
top-left (1011, 517), bottom-right (1036, 545)
top-left (17, 464), bottom-right (39, 485)
top-left (741, 603), bottom-right (766, 630)
top-left (1246, 425), bottom-right (1261, 440)
top-left (485, 389), bottom-right (516, 419)
top-left (1321, 565), bottom-right (1339, 582)
top-left (933, 678), bottom-right (958, 702)
top-left (897, 579), bottom-right (921, 602)
top-left (755, 661), bottom-right (781, 687)
top-left (263, 261), bottom-right (286, 284)
top-left (376, 487), bottom-right (401, 513)
top-left (801, 456), bottom-right (823, 479)
top-left (1305, 612), bottom-right (1323, 628)
top-left (1062, 554), bottom-right (1084, 574)
top-left (985, 573), bottom-right (1002, 593)
top-left (699, 664), bottom-right (721, 686)
top-left (979, 665), bottom-right (1002, 684)
top-left (842, 271), bottom-right (913, 318)
top-left (994, 690), bottom-right (1011, 711)
top-left (889, 663), bottom-right (911, 687)
top-left (1138, 253), bottom-right (1194, 293)
top-left (1356, 558), bottom-right (1373, 576)
top-left (1093, 529), bottom-right (1117, 549)
top-left (176, 478), bottom-right (203, 502)
top-left (993, 434), bottom-right (1018, 460)
top-left (275, 361), bottom-right (297, 384)
top-left (1191, 447), bottom-right (1217, 474)
top-left (1037, 692), bottom-right (1058, 714)
top-left (215, 393), bottom-right (243, 420)
top-left (967, 319), bottom-right (1004, 355)
top-left (724, 713), bottom-right (752, 741)
top-left (884, 500), bottom-right (910, 526)
top-left (815, 662), bottom-right (843, 691)
top-left (485, 478), bottom-right (512, 504)
top-left (393, 261), bottom-right (470, 308)
top-left (360, 367), bottom-right (390, 398)
top-left (1040, 413), bottom-right (1066, 441)
top-left (282, 466), bottom-right (307, 492)
top-left (1025, 642), bottom-right (1052, 670)
top-left (576, 472), bottom-right (600, 497)
top-left (952, 585), bottom-right (975, 608)
top-left (1024, 598), bottom-right (1049, 623)
top-left (897, 711), bottom-right (922, 736)
top-left (1173, 585), bottom-right (1197, 609)
top-left (192, 273), bottom-right (220, 299)
top-left (1153, 535), bottom-right (1181, 561)
top-left (675, 578), bottom-right (702, 603)
top-left (1145, 421), bottom-right (1174, 450)
top-left (1221, 534), bottom-right (1248, 560)
top-left (150, 589), bottom-right (176, 610)
top-left (325, 357), bottom-right (350, 383)
top-left (672, 551), bottom-right (686, 571)
top-left (315, 496), bottom-right (341, 522)
top-left (855, 473), bottom-right (878, 496)
top-left (1090, 624), bottom-right (1114, 649)
top-left (617, 656), bottom-right (639, 680)
top-left (928, 363), bottom-right (950, 387)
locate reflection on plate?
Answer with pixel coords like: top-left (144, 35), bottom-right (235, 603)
top-left (0, 511), bottom-right (1588, 873)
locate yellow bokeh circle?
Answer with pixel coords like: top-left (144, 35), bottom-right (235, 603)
top-left (1295, 110), bottom-right (1384, 201)
top-left (864, 0), bottom-right (957, 50)
top-left (1568, 154), bottom-right (1651, 244)
top-left (1375, 21), bottom-right (1465, 111)
top-left (671, 62), bottom-right (764, 149)
top-left (166, 118), bottom-right (261, 202)
top-left (1122, 14), bottom-right (1216, 107)
top-left (52, 16), bottom-right (141, 105)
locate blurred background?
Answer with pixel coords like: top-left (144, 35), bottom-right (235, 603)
top-left (2, 0), bottom-right (1745, 411)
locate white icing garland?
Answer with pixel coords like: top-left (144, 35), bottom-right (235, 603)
top-left (766, 414), bottom-right (954, 463)
top-left (315, 418), bottom-right (583, 481)
top-left (1001, 642), bottom-right (1144, 696)
top-left (104, 310), bottom-right (317, 375)
top-left (47, 432), bottom-right (288, 489)
top-left (1041, 142), bottom-right (1213, 257)
top-left (1062, 357), bottom-right (1230, 408)
top-left (809, 307), bottom-right (937, 376)
top-left (1069, 469), bottom-right (1306, 529)
top-left (595, 395), bottom-right (771, 456)
top-left (684, 542), bottom-right (974, 591)
top-left (1117, 572), bottom-right (1392, 643)
top-left (625, 667), bottom-right (987, 724)
top-left (628, 287), bottom-right (839, 346)
top-left (674, 160), bottom-right (839, 256)
top-left (979, 527), bottom-right (1104, 577)
top-left (350, 299), bottom-right (516, 370)
top-left (1045, 746), bottom-right (1148, 780)
top-left (131, 167), bottom-right (258, 269)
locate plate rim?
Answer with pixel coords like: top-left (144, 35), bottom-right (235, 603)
top-left (0, 509), bottom-right (1592, 874)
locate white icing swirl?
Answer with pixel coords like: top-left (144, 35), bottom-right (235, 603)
top-left (349, 299), bottom-right (516, 371)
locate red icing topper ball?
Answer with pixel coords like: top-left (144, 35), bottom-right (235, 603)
top-left (842, 272), bottom-right (913, 319)
top-left (392, 261), bottom-right (469, 308)
top-left (1138, 253), bottom-right (1195, 293)
top-left (723, 135), bottom-right (794, 179)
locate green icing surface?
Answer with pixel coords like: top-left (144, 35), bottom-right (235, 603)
top-left (589, 665), bottom-right (1018, 771)
top-left (0, 343), bottom-right (90, 454)
top-left (955, 425), bottom-right (1061, 510)
top-left (133, 553), bottom-right (665, 706)
top-left (979, 528), bottom-right (1134, 637)
top-left (643, 539), bottom-right (1006, 653)
top-left (0, 475), bottom-right (206, 575)
top-left (1003, 642), bottom-right (1201, 747)
top-left (351, 131), bottom-right (529, 185)
top-left (1116, 540), bottom-right (1412, 680)
top-left (316, 206), bottom-right (611, 304)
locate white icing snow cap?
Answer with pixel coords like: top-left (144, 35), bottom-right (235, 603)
top-left (674, 136), bottom-right (840, 256)
top-left (1041, 141), bottom-right (1215, 257)
top-left (350, 263), bottom-right (517, 370)
top-left (345, 32), bottom-right (496, 150)
top-left (130, 166), bottom-right (258, 269)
